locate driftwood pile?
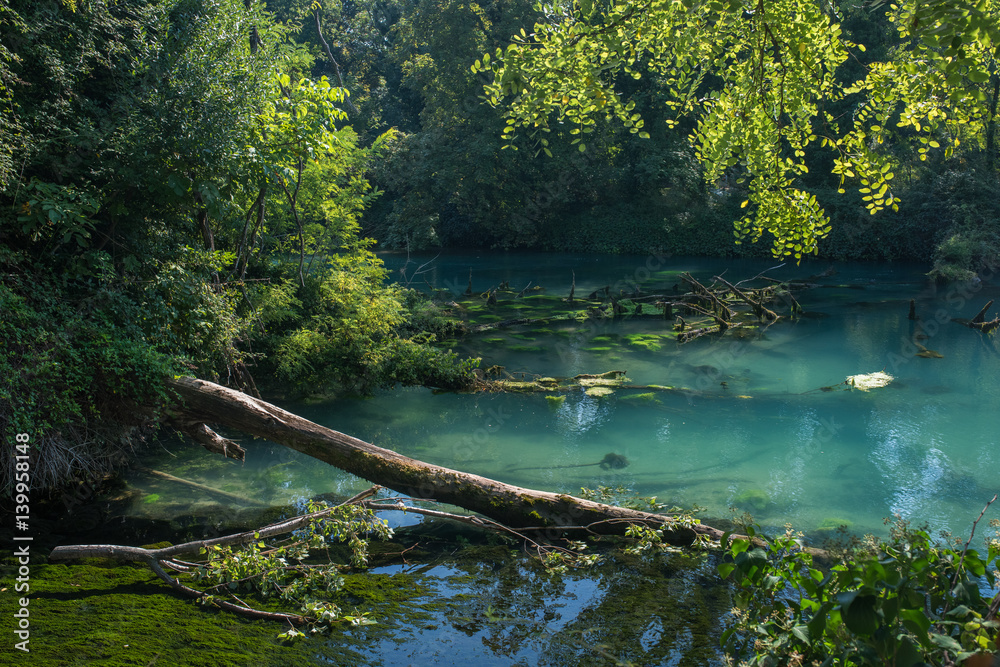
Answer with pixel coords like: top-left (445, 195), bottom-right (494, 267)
top-left (467, 270), bottom-right (807, 342)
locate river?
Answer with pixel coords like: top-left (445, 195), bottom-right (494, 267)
top-left (58, 252), bottom-right (1000, 665)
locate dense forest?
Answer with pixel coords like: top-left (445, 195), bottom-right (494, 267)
top-left (3, 0), bottom-right (999, 492)
top-left (2, 0), bottom-right (1000, 662)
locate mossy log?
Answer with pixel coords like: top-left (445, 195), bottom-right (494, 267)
top-left (163, 376), bottom-right (723, 544)
top-left (955, 301), bottom-right (1000, 333)
top-left (487, 370), bottom-right (632, 393)
top-left (970, 317), bottom-right (1000, 334)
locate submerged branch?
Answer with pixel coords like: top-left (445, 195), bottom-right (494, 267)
top-left (168, 419), bottom-right (245, 461)
top-left (138, 467), bottom-right (265, 506)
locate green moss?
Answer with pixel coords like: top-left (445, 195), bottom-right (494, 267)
top-left (584, 346), bottom-right (612, 352)
top-left (577, 375), bottom-right (628, 388)
top-left (733, 488), bottom-right (770, 512)
top-left (509, 345), bottom-right (544, 353)
top-left (817, 517), bottom-right (854, 531)
top-left (481, 338), bottom-right (506, 345)
top-left (337, 572), bottom-right (432, 613)
top-left (139, 541), bottom-right (173, 550)
top-left (142, 493), bottom-right (161, 504)
top-left (6, 560), bottom-right (326, 666)
top-left (620, 392), bottom-right (659, 403)
top-left (625, 334), bottom-right (663, 351)
top-left (7, 553), bottom-right (449, 667)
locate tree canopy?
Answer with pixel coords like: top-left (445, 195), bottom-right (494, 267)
top-left (474, 0), bottom-right (1000, 258)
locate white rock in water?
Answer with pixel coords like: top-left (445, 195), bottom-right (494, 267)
top-left (846, 371), bottom-right (894, 391)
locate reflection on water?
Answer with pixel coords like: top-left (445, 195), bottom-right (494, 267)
top-left (344, 538), bottom-right (729, 666)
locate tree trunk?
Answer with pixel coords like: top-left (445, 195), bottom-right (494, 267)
top-left (165, 376), bottom-right (724, 545)
top-left (313, 8), bottom-right (360, 116)
top-left (987, 71), bottom-right (999, 171)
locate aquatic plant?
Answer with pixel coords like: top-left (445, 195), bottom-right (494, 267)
top-left (625, 334), bottom-right (663, 351)
top-left (817, 517), bottom-right (855, 531)
top-left (732, 488), bottom-right (770, 512)
top-left (620, 392), bottom-right (659, 403)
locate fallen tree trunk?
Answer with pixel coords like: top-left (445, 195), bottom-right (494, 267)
top-left (165, 376), bottom-right (722, 545)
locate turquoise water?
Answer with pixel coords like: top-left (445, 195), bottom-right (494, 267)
top-left (117, 252), bottom-right (1000, 665)
top-left (133, 252), bottom-right (1000, 540)
top-left (327, 253), bottom-right (1000, 540)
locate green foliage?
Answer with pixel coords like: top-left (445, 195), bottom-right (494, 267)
top-left (931, 227), bottom-right (1000, 282)
top-left (719, 519), bottom-right (1000, 666)
top-left (271, 253), bottom-right (478, 393)
top-left (0, 0), bottom-right (477, 492)
top-left (194, 501), bottom-right (392, 634)
top-left (0, 248), bottom-right (179, 491)
top-left (477, 0), bottom-right (1000, 259)
top-left (15, 179), bottom-right (101, 248)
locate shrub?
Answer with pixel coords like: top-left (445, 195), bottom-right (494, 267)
top-left (719, 515), bottom-right (1000, 666)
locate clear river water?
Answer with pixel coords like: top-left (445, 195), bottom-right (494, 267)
top-left (117, 251), bottom-right (1000, 666)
